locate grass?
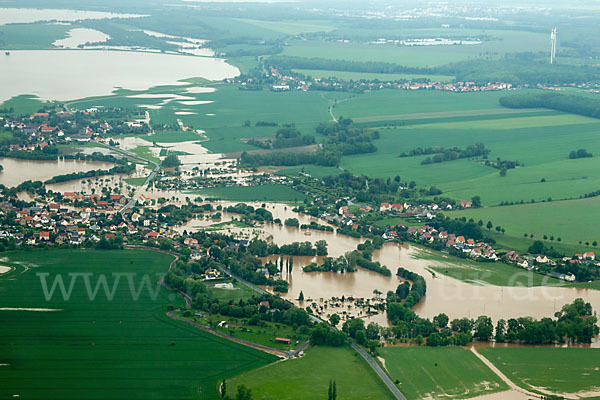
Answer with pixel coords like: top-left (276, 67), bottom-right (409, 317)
top-left (206, 281), bottom-right (256, 302)
top-left (234, 19), bottom-right (335, 35)
top-left (229, 346), bottom-right (396, 400)
top-left (413, 247), bottom-right (564, 287)
top-left (292, 69), bottom-right (454, 82)
top-left (0, 94), bottom-right (48, 115)
top-left (124, 177), bottom-right (148, 186)
top-left (0, 22), bottom-right (72, 49)
top-left (449, 197), bottom-right (600, 246)
top-left (479, 347), bottom-right (600, 396)
top-left (380, 346), bottom-right (508, 399)
top-left (281, 29), bottom-right (548, 67)
top-left (0, 249), bottom-right (277, 400)
top-left (130, 145), bottom-right (159, 163)
top-left (191, 184), bottom-right (310, 203)
top-left (143, 130), bottom-right (205, 143)
top-left (275, 165), bottom-right (343, 178)
top-left (180, 311), bottom-right (308, 351)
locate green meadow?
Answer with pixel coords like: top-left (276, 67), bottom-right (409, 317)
top-left (479, 347), bottom-right (600, 396)
top-left (379, 346), bottom-right (508, 400)
top-left (449, 197), bottom-right (600, 246)
top-left (0, 249), bottom-right (276, 400)
top-left (229, 346), bottom-right (395, 400)
top-left (292, 69), bottom-right (454, 82)
top-left (192, 184), bottom-right (310, 202)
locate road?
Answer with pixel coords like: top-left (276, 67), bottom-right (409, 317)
top-left (351, 342), bottom-right (407, 400)
top-left (470, 347), bottom-right (543, 399)
top-left (216, 259), bottom-right (406, 398)
top-left (95, 142), bottom-right (161, 214)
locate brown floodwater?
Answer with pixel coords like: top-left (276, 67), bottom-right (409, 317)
top-left (0, 157), bottom-right (116, 187)
top-left (219, 204), bottom-right (600, 326)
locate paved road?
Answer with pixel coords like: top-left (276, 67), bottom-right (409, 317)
top-left (351, 342), bottom-right (407, 400)
top-left (95, 142), bottom-right (161, 214)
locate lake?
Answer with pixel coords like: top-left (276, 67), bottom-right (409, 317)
top-left (0, 50), bottom-right (239, 103)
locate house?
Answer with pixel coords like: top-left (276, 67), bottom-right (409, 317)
top-left (584, 252), bottom-right (595, 261)
top-left (456, 236), bottom-right (466, 244)
top-left (535, 255), bottom-right (550, 264)
top-left (459, 200), bottom-right (472, 209)
top-left (380, 203), bottom-right (391, 212)
top-left (145, 231), bottom-right (159, 240)
top-left (259, 301), bottom-right (270, 309)
top-left (39, 231), bottom-right (50, 241)
top-left (391, 204), bottom-right (403, 212)
top-left (274, 338), bottom-right (291, 344)
top-left (184, 237), bottom-right (199, 248)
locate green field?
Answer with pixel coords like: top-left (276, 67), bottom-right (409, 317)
top-left (379, 347), bottom-right (508, 400)
top-left (292, 69), bottom-right (454, 82)
top-left (69, 84), bottom-right (341, 154)
top-left (0, 249), bottom-right (277, 400)
top-left (0, 22), bottom-right (72, 49)
top-left (335, 90), bottom-right (600, 209)
top-left (281, 29), bottom-right (548, 68)
top-left (192, 184), bottom-right (310, 202)
top-left (0, 94), bottom-right (48, 115)
top-left (413, 247), bottom-right (563, 287)
top-left (144, 130), bottom-right (205, 143)
top-left (229, 346), bottom-right (395, 400)
top-left (124, 176), bottom-right (148, 186)
top-left (130, 145), bottom-right (159, 163)
top-left (275, 165), bottom-right (343, 178)
top-left (479, 347), bottom-right (600, 397)
top-left (449, 197), bottom-right (600, 246)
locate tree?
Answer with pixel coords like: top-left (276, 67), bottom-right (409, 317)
top-left (298, 291), bottom-right (305, 301)
top-left (474, 316), bottom-right (493, 341)
top-left (471, 195), bottom-right (482, 208)
top-left (499, 167), bottom-right (507, 177)
top-left (329, 313), bottom-right (340, 327)
top-left (433, 313), bottom-right (449, 329)
top-left (328, 380), bottom-right (337, 400)
top-left (234, 385), bottom-right (253, 400)
top-left (495, 319), bottom-right (506, 343)
top-left (162, 154), bottom-right (181, 168)
top-left (486, 221), bottom-right (493, 230)
top-left (315, 240), bottom-right (328, 256)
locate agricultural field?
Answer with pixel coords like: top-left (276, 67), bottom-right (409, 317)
top-left (281, 29), bottom-right (548, 68)
top-left (479, 347), bottom-right (600, 397)
top-left (192, 184), bottom-right (309, 203)
top-left (0, 22), bottom-right (72, 49)
top-left (336, 90), bottom-right (600, 206)
top-left (0, 249), bottom-right (277, 400)
top-left (229, 346), bottom-right (396, 400)
top-left (413, 247), bottom-right (563, 287)
top-left (69, 84), bottom-right (340, 154)
top-left (449, 197), bottom-right (600, 246)
top-left (292, 69), bottom-right (454, 82)
top-left (379, 346), bottom-right (508, 400)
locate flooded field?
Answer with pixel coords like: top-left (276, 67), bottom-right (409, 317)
top-left (0, 157), bottom-right (116, 187)
top-left (176, 202), bottom-right (600, 326)
top-left (0, 50), bottom-right (239, 103)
